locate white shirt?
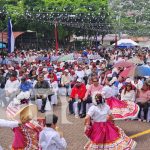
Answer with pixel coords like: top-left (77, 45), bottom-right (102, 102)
top-left (84, 69), bottom-right (91, 76)
top-left (75, 70), bottom-right (85, 79)
top-left (0, 119), bottom-right (18, 128)
top-left (87, 104), bottom-right (111, 122)
top-left (131, 80), bottom-right (143, 90)
top-left (102, 85), bottom-right (114, 98)
top-left (121, 89), bottom-right (135, 102)
top-left (39, 127), bottom-right (67, 150)
top-left (5, 79), bottom-right (20, 93)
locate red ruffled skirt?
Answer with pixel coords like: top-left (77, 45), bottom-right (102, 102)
top-left (106, 97), bottom-right (139, 120)
top-left (85, 121), bottom-right (136, 150)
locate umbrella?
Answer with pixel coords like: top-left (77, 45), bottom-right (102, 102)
top-left (58, 53), bottom-right (74, 62)
top-left (0, 42), bottom-right (6, 49)
top-left (119, 66), bottom-right (150, 78)
top-left (114, 61), bottom-right (134, 68)
top-left (112, 39), bottom-right (138, 48)
top-left (135, 66), bottom-right (150, 77)
top-left (119, 66), bottom-right (136, 78)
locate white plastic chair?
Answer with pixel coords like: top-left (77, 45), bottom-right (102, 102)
top-left (58, 87), bottom-right (66, 96)
top-left (51, 95), bottom-right (58, 105)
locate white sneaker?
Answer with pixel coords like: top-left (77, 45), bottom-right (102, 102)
top-left (75, 115), bottom-right (79, 118)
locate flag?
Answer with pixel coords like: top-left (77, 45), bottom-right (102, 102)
top-left (54, 22), bottom-right (59, 55)
top-left (8, 18), bottom-right (15, 53)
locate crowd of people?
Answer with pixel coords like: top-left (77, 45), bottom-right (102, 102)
top-left (0, 47), bottom-right (150, 149)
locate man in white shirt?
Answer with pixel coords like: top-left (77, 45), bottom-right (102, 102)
top-left (39, 114), bottom-right (67, 150)
top-left (75, 66), bottom-right (85, 79)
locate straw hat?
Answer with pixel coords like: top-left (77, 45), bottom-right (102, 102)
top-left (7, 104), bottom-right (38, 123)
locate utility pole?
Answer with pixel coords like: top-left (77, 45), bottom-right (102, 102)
top-left (1, 28), bottom-right (7, 51)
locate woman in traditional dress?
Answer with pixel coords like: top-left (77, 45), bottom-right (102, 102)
top-left (102, 85), bottom-right (139, 120)
top-left (84, 93), bottom-right (136, 150)
top-left (5, 104), bottom-right (44, 150)
top-left (121, 82), bottom-right (136, 102)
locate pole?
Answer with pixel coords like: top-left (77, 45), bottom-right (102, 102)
top-left (96, 32), bottom-right (98, 50)
top-left (54, 20), bottom-right (59, 55)
top-left (36, 31), bottom-right (38, 50)
top-left (2, 31), bottom-right (3, 51)
top-left (1, 28), bottom-right (7, 52)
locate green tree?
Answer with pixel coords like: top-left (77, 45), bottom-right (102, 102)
top-left (1, 0), bottom-right (112, 48)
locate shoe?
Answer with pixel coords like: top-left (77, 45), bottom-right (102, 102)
top-left (80, 114), bottom-right (86, 118)
top-left (69, 112), bottom-right (74, 115)
top-left (138, 119), bottom-right (142, 122)
top-left (75, 115), bottom-right (79, 118)
top-left (143, 120), bottom-right (146, 122)
top-left (40, 109), bottom-right (46, 113)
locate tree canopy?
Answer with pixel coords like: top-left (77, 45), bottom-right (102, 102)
top-left (0, 0), bottom-right (111, 43)
top-left (110, 0), bottom-right (150, 36)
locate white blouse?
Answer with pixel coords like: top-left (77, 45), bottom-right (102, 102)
top-left (4, 79), bottom-right (20, 93)
top-left (121, 89), bottom-right (135, 102)
top-left (87, 104), bottom-right (111, 122)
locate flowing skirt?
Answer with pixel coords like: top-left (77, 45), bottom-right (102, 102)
top-left (85, 121), bottom-right (136, 150)
top-left (106, 97), bottom-right (139, 120)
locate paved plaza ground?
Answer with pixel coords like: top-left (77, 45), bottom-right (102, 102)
top-left (0, 96), bottom-right (150, 150)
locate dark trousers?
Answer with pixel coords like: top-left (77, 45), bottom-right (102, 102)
top-left (83, 76), bottom-right (88, 85)
top-left (137, 102), bottom-right (149, 120)
top-left (69, 99), bottom-right (76, 114)
top-left (78, 101), bottom-right (86, 115)
top-left (38, 94), bottom-right (53, 111)
top-left (64, 84), bottom-right (69, 96)
top-left (82, 95), bottom-right (92, 114)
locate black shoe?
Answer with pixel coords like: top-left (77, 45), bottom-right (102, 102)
top-left (40, 109), bottom-right (46, 113)
top-left (80, 114), bottom-right (86, 118)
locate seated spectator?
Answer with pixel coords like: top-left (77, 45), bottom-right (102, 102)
top-left (136, 79), bottom-right (150, 122)
top-left (0, 68), bottom-right (5, 88)
top-left (13, 76), bottom-right (33, 105)
top-left (34, 74), bottom-right (50, 113)
top-left (69, 78), bottom-right (86, 118)
top-left (5, 71), bottom-right (20, 98)
top-left (60, 69), bottom-right (71, 96)
top-left (121, 82), bottom-right (136, 102)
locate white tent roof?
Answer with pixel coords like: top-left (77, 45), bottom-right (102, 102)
top-left (113, 39), bottom-right (138, 46)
